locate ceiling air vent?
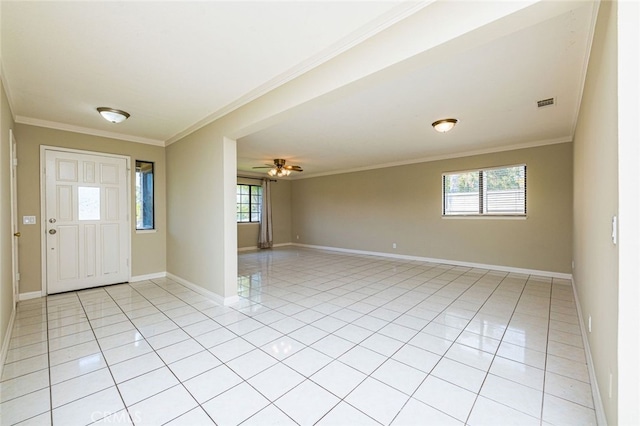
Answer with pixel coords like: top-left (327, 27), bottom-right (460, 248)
top-left (537, 97), bottom-right (555, 108)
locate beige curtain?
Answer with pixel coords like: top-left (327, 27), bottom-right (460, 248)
top-left (257, 178), bottom-right (273, 249)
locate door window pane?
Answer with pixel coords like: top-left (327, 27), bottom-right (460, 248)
top-left (78, 187), bottom-right (100, 220)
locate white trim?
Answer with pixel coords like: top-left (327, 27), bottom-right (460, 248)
top-left (0, 63), bottom-right (17, 121)
top-left (166, 273), bottom-right (239, 306)
top-left (571, 277), bottom-right (608, 426)
top-left (10, 129), bottom-right (19, 306)
top-left (135, 229), bottom-right (157, 234)
top-left (292, 243), bottom-right (572, 279)
top-left (238, 242), bottom-right (292, 252)
top-left (238, 246), bottom-right (258, 252)
top-left (0, 308), bottom-right (16, 381)
top-left (442, 215), bottom-right (527, 220)
top-left (130, 272), bottom-right (167, 282)
top-left (16, 116), bottom-right (164, 146)
top-left (570, 1), bottom-right (601, 139)
top-left (273, 243), bottom-right (292, 248)
top-left (292, 138), bottom-right (572, 180)
top-left (19, 291), bottom-right (44, 301)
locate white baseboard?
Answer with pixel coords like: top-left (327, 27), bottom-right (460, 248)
top-left (273, 243), bottom-right (292, 248)
top-left (166, 273), bottom-right (239, 306)
top-left (19, 291), bottom-right (44, 301)
top-left (130, 272), bottom-right (167, 282)
top-left (571, 277), bottom-right (608, 426)
top-left (0, 307), bottom-right (16, 381)
top-left (292, 243), bottom-right (573, 279)
top-left (238, 242), bottom-right (292, 252)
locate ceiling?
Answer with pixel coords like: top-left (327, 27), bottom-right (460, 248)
top-left (1, 1), bottom-right (597, 178)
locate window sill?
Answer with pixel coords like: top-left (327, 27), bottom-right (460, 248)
top-left (237, 222), bottom-right (260, 225)
top-left (136, 229), bottom-right (157, 234)
top-left (442, 215), bottom-right (527, 220)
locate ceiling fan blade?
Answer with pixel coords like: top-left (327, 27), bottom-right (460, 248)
top-left (284, 165), bottom-right (303, 171)
top-left (252, 166), bottom-right (273, 169)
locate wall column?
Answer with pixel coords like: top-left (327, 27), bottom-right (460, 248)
top-left (617, 0), bottom-right (640, 422)
top-left (222, 137), bottom-right (238, 302)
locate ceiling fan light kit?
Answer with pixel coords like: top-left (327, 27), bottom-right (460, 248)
top-left (268, 168), bottom-right (291, 177)
top-left (432, 118), bottom-right (458, 133)
top-left (254, 158), bottom-right (303, 177)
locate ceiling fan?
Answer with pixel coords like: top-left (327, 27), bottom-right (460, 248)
top-left (253, 159), bottom-right (303, 177)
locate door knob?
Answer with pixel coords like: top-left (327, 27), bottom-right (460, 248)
top-left (48, 229), bottom-right (57, 235)
top-left (14, 232), bottom-right (20, 237)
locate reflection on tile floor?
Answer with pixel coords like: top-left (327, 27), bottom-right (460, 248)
top-left (0, 247), bottom-right (598, 425)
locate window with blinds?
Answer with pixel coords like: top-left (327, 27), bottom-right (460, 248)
top-left (443, 165), bottom-right (526, 216)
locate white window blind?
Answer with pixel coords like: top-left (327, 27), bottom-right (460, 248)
top-left (443, 165), bottom-right (526, 216)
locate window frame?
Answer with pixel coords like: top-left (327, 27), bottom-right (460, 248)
top-left (442, 164), bottom-right (527, 218)
top-left (135, 160), bottom-right (155, 231)
top-left (236, 184), bottom-right (262, 223)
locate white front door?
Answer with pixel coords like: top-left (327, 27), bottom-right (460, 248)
top-left (44, 149), bottom-right (130, 294)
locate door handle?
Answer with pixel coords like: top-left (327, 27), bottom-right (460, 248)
top-left (49, 229), bottom-right (57, 235)
top-left (14, 232), bottom-right (20, 237)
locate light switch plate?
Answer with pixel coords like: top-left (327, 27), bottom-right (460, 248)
top-left (23, 216), bottom-right (36, 225)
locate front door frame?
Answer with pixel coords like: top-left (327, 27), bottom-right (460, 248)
top-left (10, 130), bottom-right (19, 306)
top-left (40, 145), bottom-right (132, 295)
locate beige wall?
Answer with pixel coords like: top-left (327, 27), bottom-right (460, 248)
top-left (1, 79), bottom-right (16, 359)
top-left (292, 143), bottom-right (573, 274)
top-left (573, 1), bottom-right (618, 423)
top-left (237, 178), bottom-right (292, 249)
top-left (166, 129), bottom-right (236, 299)
top-left (14, 124), bottom-right (167, 294)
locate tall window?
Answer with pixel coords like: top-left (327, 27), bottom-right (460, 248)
top-left (443, 164), bottom-right (526, 216)
top-left (135, 161), bottom-right (154, 230)
top-left (237, 184), bottom-right (262, 223)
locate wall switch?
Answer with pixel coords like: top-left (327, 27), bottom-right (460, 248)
top-left (23, 216), bottom-right (36, 225)
top-left (588, 315), bottom-right (592, 333)
top-left (392, 243), bottom-right (397, 249)
top-left (296, 235), bottom-right (299, 240)
top-left (612, 215), bottom-right (617, 245)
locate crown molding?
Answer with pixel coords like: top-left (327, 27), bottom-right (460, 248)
top-left (0, 62), bottom-right (17, 122)
top-left (293, 136), bottom-right (573, 180)
top-left (15, 116), bottom-right (165, 146)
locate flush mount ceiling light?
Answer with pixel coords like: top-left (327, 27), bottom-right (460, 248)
top-left (97, 107), bottom-right (130, 124)
top-left (432, 118), bottom-right (458, 133)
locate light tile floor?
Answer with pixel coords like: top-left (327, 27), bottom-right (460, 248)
top-left (1, 247), bottom-right (598, 425)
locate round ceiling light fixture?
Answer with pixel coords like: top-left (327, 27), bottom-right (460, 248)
top-left (432, 118), bottom-right (458, 133)
top-left (97, 107), bottom-right (130, 124)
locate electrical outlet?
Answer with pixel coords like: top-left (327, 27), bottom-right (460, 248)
top-left (23, 215), bottom-right (36, 225)
top-left (296, 235), bottom-right (299, 240)
top-left (572, 260), bottom-right (574, 269)
top-left (392, 243), bottom-right (397, 249)
top-left (588, 315), bottom-right (592, 333)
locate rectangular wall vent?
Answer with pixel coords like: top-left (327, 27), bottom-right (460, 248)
top-left (537, 97), bottom-right (555, 108)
